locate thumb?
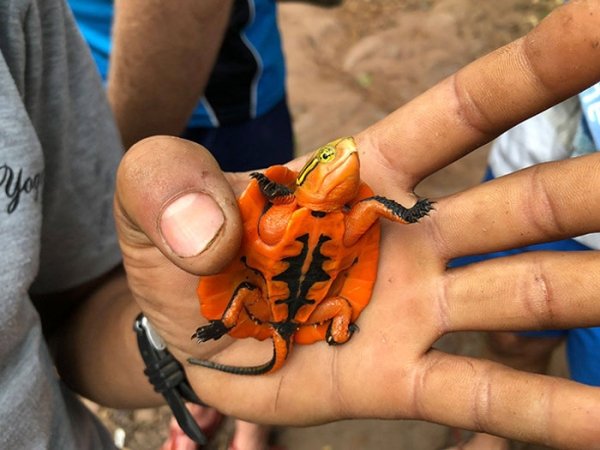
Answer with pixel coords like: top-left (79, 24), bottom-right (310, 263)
top-left (114, 135), bottom-right (242, 275)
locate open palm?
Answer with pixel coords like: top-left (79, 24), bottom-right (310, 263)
top-left (114, 2), bottom-right (600, 448)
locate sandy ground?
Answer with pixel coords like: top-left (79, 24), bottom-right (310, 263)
top-left (95, 1), bottom-right (569, 449)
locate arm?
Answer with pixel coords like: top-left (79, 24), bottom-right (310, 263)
top-left (109, 0), bottom-right (234, 149)
top-left (44, 266), bottom-right (162, 408)
top-left (110, 2), bottom-right (600, 447)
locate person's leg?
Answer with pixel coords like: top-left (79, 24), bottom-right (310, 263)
top-left (446, 432), bottom-right (510, 450)
top-left (485, 331), bottom-right (565, 373)
top-left (160, 405), bottom-right (223, 450)
top-left (181, 98), bottom-right (295, 172)
top-left (228, 420), bottom-right (272, 450)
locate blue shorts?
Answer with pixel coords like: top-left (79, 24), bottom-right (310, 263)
top-left (181, 98), bottom-right (294, 172)
top-left (451, 167), bottom-right (600, 386)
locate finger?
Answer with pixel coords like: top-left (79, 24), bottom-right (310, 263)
top-left (432, 153), bottom-right (600, 260)
top-left (413, 351), bottom-right (600, 449)
top-left (357, 0), bottom-right (600, 188)
top-left (115, 135), bottom-right (243, 275)
top-left (442, 251), bottom-right (600, 332)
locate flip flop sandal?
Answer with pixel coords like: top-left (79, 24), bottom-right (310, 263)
top-left (228, 443), bottom-right (287, 450)
top-left (162, 409), bottom-right (225, 450)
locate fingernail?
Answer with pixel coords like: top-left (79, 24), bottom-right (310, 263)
top-left (160, 192), bottom-right (224, 257)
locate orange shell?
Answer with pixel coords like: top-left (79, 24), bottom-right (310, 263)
top-left (197, 164), bottom-right (380, 344)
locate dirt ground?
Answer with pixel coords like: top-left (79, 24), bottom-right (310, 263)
top-left (96, 1), bottom-right (570, 449)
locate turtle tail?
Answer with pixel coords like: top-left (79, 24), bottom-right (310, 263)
top-left (187, 327), bottom-right (293, 376)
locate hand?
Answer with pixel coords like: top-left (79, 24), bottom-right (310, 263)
top-left (114, 1), bottom-right (600, 448)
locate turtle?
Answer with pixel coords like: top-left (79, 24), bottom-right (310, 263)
top-left (188, 136), bottom-right (433, 375)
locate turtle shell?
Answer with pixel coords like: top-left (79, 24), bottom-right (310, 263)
top-left (197, 164), bottom-right (380, 345)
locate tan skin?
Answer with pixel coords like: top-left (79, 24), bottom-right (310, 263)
top-left (445, 333), bottom-right (564, 450)
top-left (108, 0), bottom-right (234, 149)
top-left (52, 1), bottom-right (600, 448)
top-left (51, 0), bottom-right (235, 407)
top-left (100, 2), bottom-right (275, 447)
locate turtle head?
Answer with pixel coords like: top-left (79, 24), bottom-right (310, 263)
top-left (295, 137), bottom-right (360, 211)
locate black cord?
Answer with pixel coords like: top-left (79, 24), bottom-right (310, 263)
top-left (134, 313), bottom-right (207, 445)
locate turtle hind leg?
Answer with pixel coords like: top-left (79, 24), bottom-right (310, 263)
top-left (326, 323), bottom-right (358, 346)
top-left (187, 327), bottom-right (293, 376)
top-left (303, 296), bottom-right (357, 345)
top-left (193, 282), bottom-right (262, 342)
top-left (250, 172), bottom-right (294, 204)
top-left (192, 320), bottom-right (229, 342)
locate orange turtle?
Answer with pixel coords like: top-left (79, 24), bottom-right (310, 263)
top-left (188, 137), bottom-right (432, 375)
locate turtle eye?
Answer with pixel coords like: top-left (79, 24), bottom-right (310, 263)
top-left (318, 146), bottom-right (336, 163)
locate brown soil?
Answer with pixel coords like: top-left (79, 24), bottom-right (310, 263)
top-left (96, 1), bottom-right (567, 449)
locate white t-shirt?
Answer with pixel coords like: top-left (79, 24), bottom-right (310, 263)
top-left (489, 96), bottom-right (600, 249)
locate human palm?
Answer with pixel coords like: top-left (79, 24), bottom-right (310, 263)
top-left (114, 1), bottom-right (600, 448)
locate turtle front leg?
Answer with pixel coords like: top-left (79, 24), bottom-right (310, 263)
top-left (251, 172), bottom-right (297, 244)
top-left (343, 196), bottom-right (433, 246)
top-left (250, 172), bottom-right (294, 205)
top-left (193, 282), bottom-right (261, 342)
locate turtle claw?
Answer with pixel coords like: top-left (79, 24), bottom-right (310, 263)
top-left (250, 172), bottom-right (294, 204)
top-left (325, 322), bottom-right (359, 345)
top-left (412, 198), bottom-right (434, 218)
top-left (372, 196), bottom-right (434, 223)
top-left (192, 320), bottom-right (229, 342)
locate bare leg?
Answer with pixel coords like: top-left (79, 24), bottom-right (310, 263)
top-left (160, 405), bottom-right (223, 450)
top-left (160, 407), bottom-right (277, 450)
top-left (229, 420), bottom-right (272, 450)
top-left (445, 432), bottom-right (510, 450)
